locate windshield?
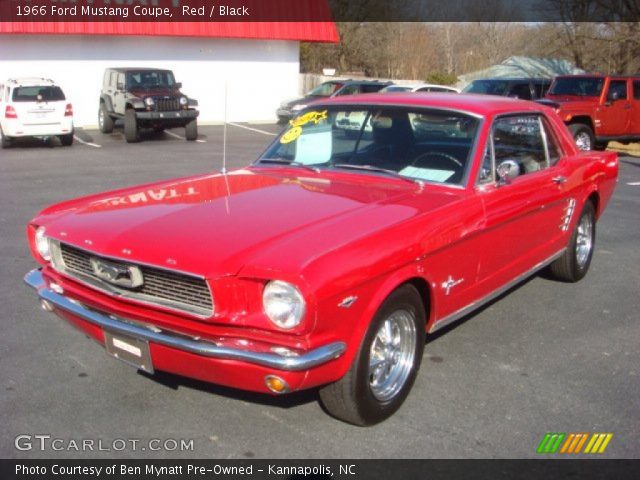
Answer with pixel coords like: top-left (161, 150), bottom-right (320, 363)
top-left (307, 82), bottom-right (344, 97)
top-left (462, 80), bottom-right (510, 95)
top-left (258, 107), bottom-right (480, 186)
top-left (126, 71), bottom-right (176, 89)
top-left (12, 86), bottom-right (65, 102)
top-left (549, 77), bottom-right (604, 96)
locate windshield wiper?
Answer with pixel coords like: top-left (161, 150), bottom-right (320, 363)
top-left (332, 164), bottom-right (422, 185)
top-left (257, 158), bottom-right (321, 173)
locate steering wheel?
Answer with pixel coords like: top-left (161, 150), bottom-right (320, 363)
top-left (411, 151), bottom-right (463, 168)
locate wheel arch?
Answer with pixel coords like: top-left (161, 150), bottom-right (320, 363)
top-left (99, 95), bottom-right (113, 113)
top-left (358, 268), bottom-right (435, 336)
top-left (568, 116), bottom-right (595, 132)
top-left (586, 190), bottom-right (601, 219)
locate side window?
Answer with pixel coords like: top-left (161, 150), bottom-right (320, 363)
top-left (633, 81), bottom-right (640, 100)
top-left (362, 84), bottom-right (384, 93)
top-left (608, 80), bottom-right (627, 101)
top-left (534, 82), bottom-right (550, 98)
top-left (336, 84), bottom-right (361, 96)
top-left (117, 73), bottom-right (125, 89)
top-left (0, 84), bottom-right (4, 102)
top-left (510, 83), bottom-right (532, 99)
top-left (541, 117), bottom-right (562, 165)
top-left (492, 115), bottom-right (548, 176)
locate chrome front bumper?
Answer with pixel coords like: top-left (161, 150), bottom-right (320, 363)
top-left (24, 269), bottom-right (346, 371)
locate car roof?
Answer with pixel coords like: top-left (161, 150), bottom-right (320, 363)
top-left (311, 92), bottom-right (554, 117)
top-left (470, 77), bottom-right (550, 82)
top-left (107, 68), bottom-right (173, 73)
top-left (6, 77), bottom-right (57, 87)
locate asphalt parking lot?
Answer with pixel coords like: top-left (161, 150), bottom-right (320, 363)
top-left (1, 124), bottom-right (639, 459)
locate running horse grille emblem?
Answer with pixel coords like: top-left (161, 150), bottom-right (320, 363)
top-left (90, 257), bottom-right (144, 289)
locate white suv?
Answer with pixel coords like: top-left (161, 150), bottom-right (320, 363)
top-left (0, 78), bottom-right (74, 148)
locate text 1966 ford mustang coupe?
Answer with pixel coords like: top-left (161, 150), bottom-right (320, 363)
top-left (25, 94), bottom-right (618, 425)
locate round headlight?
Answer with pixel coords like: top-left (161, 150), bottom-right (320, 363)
top-left (291, 104), bottom-right (307, 111)
top-left (35, 226), bottom-right (51, 261)
top-left (145, 97), bottom-right (155, 106)
top-left (262, 281), bottom-right (306, 329)
top-left (180, 96), bottom-right (188, 106)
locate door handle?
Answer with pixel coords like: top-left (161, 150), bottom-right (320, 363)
top-left (624, 104), bottom-right (631, 110)
top-left (552, 176), bottom-right (567, 184)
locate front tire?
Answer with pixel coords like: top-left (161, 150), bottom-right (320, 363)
top-left (549, 201), bottom-right (596, 282)
top-left (319, 284), bottom-right (426, 426)
top-left (124, 109), bottom-right (140, 143)
top-left (98, 103), bottom-right (115, 134)
top-left (185, 119), bottom-right (198, 141)
top-left (568, 123), bottom-right (594, 151)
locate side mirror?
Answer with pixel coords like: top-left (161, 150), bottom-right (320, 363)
top-left (607, 90), bottom-right (620, 103)
top-left (496, 160), bottom-right (520, 185)
top-left (117, 82), bottom-right (125, 90)
top-left (175, 82), bottom-right (182, 89)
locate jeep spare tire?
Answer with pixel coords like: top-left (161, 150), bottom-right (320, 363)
top-left (124, 109), bottom-right (140, 143)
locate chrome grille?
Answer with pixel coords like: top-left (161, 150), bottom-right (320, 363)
top-left (154, 97), bottom-right (180, 112)
top-left (55, 242), bottom-right (213, 317)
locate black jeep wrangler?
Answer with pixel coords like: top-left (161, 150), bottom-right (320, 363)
top-left (99, 68), bottom-right (199, 143)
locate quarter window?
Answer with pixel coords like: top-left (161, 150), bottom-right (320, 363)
top-left (541, 118), bottom-right (562, 165)
top-left (633, 81), bottom-right (640, 100)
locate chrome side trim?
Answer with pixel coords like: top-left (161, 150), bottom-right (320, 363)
top-left (429, 249), bottom-right (566, 334)
top-left (24, 270), bottom-right (346, 371)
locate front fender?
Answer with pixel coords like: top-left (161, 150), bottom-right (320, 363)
top-left (301, 261), bottom-right (432, 388)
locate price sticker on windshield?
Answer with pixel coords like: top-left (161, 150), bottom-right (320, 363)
top-left (290, 110), bottom-right (328, 127)
top-left (280, 126), bottom-right (302, 144)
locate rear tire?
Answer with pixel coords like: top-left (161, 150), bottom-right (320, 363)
top-left (59, 132), bottom-right (74, 146)
top-left (98, 103), bottom-right (115, 134)
top-left (1, 129), bottom-right (11, 149)
top-left (549, 201), bottom-right (596, 282)
top-left (185, 119), bottom-right (198, 141)
top-left (124, 109), bottom-right (140, 143)
top-left (319, 284), bottom-right (426, 426)
top-left (568, 123), bottom-right (594, 151)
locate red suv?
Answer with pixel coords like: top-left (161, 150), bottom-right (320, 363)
top-left (539, 74), bottom-right (640, 150)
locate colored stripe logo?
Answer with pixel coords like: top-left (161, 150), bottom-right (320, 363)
top-left (537, 433), bottom-right (612, 454)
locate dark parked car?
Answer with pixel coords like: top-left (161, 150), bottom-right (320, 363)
top-left (99, 68), bottom-right (199, 143)
top-left (276, 79), bottom-right (392, 123)
top-left (462, 78), bottom-right (551, 100)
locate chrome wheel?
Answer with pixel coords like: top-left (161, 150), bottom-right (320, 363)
top-left (575, 132), bottom-right (592, 151)
top-left (368, 309), bottom-right (417, 402)
top-left (575, 213), bottom-right (593, 268)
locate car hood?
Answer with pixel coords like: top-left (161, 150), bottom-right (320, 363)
top-left (128, 87), bottom-right (181, 98)
top-left (36, 169), bottom-right (452, 279)
top-left (541, 95), bottom-right (599, 107)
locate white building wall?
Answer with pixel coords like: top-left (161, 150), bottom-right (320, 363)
top-left (0, 35), bottom-right (300, 127)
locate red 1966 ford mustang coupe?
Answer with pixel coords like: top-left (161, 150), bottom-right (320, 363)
top-left (25, 94), bottom-right (618, 425)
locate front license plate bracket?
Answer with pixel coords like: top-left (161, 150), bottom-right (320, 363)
top-left (104, 331), bottom-right (154, 374)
